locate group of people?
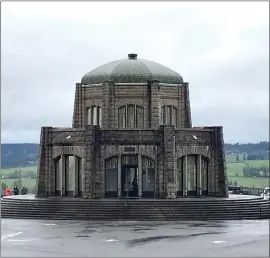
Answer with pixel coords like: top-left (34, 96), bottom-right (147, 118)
top-left (4, 186), bottom-right (28, 196)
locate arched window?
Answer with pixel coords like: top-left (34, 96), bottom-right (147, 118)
top-left (118, 105), bottom-right (144, 128)
top-left (160, 105), bottom-right (177, 126)
top-left (87, 106), bottom-right (102, 126)
top-left (177, 155), bottom-right (209, 197)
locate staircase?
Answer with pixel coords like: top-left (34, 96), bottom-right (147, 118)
top-left (1, 197), bottom-right (269, 221)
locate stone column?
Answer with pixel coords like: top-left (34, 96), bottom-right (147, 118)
top-left (197, 155), bottom-right (202, 196)
top-left (149, 80), bottom-right (160, 128)
top-left (74, 156), bottom-right (79, 197)
top-left (138, 154), bottom-right (143, 197)
top-left (61, 155), bottom-right (66, 196)
top-left (117, 155), bottom-right (121, 198)
top-left (102, 81), bottom-right (117, 129)
top-left (79, 158), bottom-right (83, 197)
top-left (72, 83), bottom-right (85, 128)
top-left (183, 155), bottom-right (188, 196)
top-left (55, 158), bottom-right (62, 196)
top-left (83, 125), bottom-right (95, 198)
top-left (163, 125), bottom-right (177, 198)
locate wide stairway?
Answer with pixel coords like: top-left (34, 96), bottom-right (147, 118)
top-left (1, 196), bottom-right (269, 221)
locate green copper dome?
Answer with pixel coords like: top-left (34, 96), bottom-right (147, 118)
top-left (81, 54), bottom-right (183, 85)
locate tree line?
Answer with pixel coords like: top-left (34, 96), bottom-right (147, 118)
top-left (241, 166), bottom-right (269, 178)
top-left (1, 170), bottom-right (37, 179)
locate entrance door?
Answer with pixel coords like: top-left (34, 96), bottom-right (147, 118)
top-left (121, 166), bottom-right (138, 197)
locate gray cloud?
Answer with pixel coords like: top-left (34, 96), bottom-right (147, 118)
top-left (2, 2), bottom-right (269, 143)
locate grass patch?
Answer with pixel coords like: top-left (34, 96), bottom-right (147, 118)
top-left (228, 176), bottom-right (269, 189)
top-left (1, 166), bottom-right (37, 176)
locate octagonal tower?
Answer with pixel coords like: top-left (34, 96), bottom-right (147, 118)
top-left (36, 54), bottom-right (228, 199)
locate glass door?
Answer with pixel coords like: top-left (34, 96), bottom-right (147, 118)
top-left (121, 166), bottom-right (138, 197)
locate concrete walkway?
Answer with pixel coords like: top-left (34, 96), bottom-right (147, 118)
top-left (1, 219), bottom-right (269, 257)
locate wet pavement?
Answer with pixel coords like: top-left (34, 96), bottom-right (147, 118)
top-left (1, 219), bottom-right (269, 257)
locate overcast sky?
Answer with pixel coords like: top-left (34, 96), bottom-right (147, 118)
top-left (2, 2), bottom-right (269, 144)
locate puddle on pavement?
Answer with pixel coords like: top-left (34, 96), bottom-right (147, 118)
top-left (126, 232), bottom-right (224, 247)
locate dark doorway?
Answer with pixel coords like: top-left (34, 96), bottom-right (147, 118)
top-left (121, 165), bottom-right (138, 197)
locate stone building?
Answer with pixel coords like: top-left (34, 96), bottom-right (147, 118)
top-left (36, 54), bottom-right (228, 199)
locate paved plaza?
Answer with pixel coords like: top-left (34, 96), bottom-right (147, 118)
top-left (1, 219), bottom-right (269, 257)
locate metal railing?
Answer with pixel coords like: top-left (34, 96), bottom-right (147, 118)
top-left (125, 183), bottom-right (130, 207)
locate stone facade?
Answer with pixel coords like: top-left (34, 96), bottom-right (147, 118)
top-left (36, 55), bottom-right (228, 199)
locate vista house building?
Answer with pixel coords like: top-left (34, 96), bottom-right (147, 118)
top-left (36, 54), bottom-right (228, 199)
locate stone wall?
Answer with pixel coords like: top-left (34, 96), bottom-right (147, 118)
top-left (72, 81), bottom-right (192, 129)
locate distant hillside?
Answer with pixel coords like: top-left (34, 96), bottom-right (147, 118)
top-left (1, 141), bottom-right (269, 169)
top-left (1, 143), bottom-right (39, 169)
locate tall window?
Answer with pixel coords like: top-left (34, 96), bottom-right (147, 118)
top-left (177, 158), bottom-right (183, 195)
top-left (160, 105), bottom-right (177, 126)
top-left (105, 157), bottom-right (118, 197)
top-left (201, 157), bottom-right (209, 195)
top-left (184, 155), bottom-right (197, 193)
top-left (142, 157), bottom-right (155, 197)
top-left (118, 105), bottom-right (144, 128)
top-left (87, 106), bottom-right (102, 126)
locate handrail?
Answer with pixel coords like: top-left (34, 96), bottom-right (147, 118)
top-left (125, 183), bottom-right (130, 207)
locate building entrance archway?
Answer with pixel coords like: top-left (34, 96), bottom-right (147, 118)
top-left (54, 155), bottom-right (83, 197)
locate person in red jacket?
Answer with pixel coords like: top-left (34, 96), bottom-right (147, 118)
top-left (5, 187), bottom-right (11, 196)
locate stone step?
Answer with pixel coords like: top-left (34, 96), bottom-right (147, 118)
top-left (1, 213), bottom-right (267, 220)
top-left (2, 199), bottom-right (268, 205)
top-left (1, 198), bottom-right (269, 221)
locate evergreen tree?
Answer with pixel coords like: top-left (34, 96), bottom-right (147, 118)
top-left (236, 154), bottom-right (240, 162)
top-left (243, 167), bottom-right (247, 177)
top-left (243, 153), bottom-right (247, 160)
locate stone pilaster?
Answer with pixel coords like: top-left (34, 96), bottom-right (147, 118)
top-left (102, 81), bottom-right (117, 129)
top-left (83, 125), bottom-right (96, 198)
top-left (138, 154), bottom-right (143, 197)
top-left (183, 83), bottom-right (192, 128)
top-left (72, 83), bottom-right (85, 128)
top-left (212, 126), bottom-right (228, 197)
top-left (148, 80), bottom-right (160, 128)
top-left (55, 158), bottom-right (62, 196)
top-left (94, 126), bottom-right (101, 198)
top-left (61, 155), bottom-right (66, 196)
top-left (36, 127), bottom-right (53, 197)
top-left (74, 155), bottom-right (79, 196)
top-left (162, 125), bottom-right (177, 198)
top-left (183, 155), bottom-right (188, 196)
top-left (117, 155), bottom-right (121, 197)
top-left (197, 154), bottom-right (202, 196)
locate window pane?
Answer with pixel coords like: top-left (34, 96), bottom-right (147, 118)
top-left (201, 158), bottom-right (208, 192)
top-left (166, 106), bottom-right (171, 125)
top-left (127, 105), bottom-right (135, 128)
top-left (177, 158), bottom-right (183, 192)
top-left (142, 157), bottom-right (155, 192)
top-left (87, 107), bottom-right (91, 125)
top-left (118, 106), bottom-right (126, 128)
top-left (172, 107), bottom-right (177, 126)
top-left (136, 106), bottom-right (144, 128)
top-left (161, 106), bottom-right (165, 125)
top-left (92, 106), bottom-right (97, 125)
top-left (105, 157), bottom-right (118, 192)
top-left (98, 107), bottom-right (102, 127)
top-left (121, 155), bottom-right (138, 165)
top-left (186, 155), bottom-right (197, 191)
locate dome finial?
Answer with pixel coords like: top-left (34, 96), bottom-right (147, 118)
top-left (128, 53), bottom-right (137, 59)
